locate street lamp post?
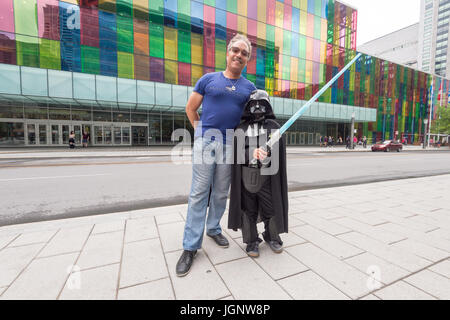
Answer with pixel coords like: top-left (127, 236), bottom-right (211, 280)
top-left (350, 112), bottom-right (355, 150)
top-left (423, 119), bottom-right (428, 149)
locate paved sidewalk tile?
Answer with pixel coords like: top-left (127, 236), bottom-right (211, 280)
top-left (426, 228), bottom-right (450, 241)
top-left (374, 281), bottom-right (436, 300)
top-left (38, 226), bottom-right (92, 258)
top-left (8, 230), bottom-right (57, 247)
top-left (294, 213), bottom-right (351, 236)
top-left (359, 294), bottom-right (381, 300)
top-left (278, 232), bottom-right (307, 248)
top-left (429, 260), bottom-right (450, 279)
top-left (234, 243), bottom-right (309, 281)
top-left (124, 217), bottom-right (158, 243)
top-left (215, 258), bottom-right (291, 300)
top-left (60, 264), bottom-right (119, 300)
top-left (158, 222), bottom-right (185, 253)
top-left (155, 213), bottom-right (184, 225)
top-left (118, 278), bottom-right (175, 300)
top-left (0, 243), bottom-right (44, 287)
top-left (344, 252), bottom-right (409, 285)
top-left (376, 223), bottom-right (450, 252)
top-left (119, 239), bottom-right (168, 288)
top-left (277, 271), bottom-right (349, 300)
top-left (286, 243), bottom-right (370, 299)
top-left (338, 232), bottom-right (430, 273)
top-left (92, 220), bottom-right (125, 235)
top-left (76, 231), bottom-right (123, 270)
top-left (389, 239), bottom-right (449, 263)
top-left (1, 253), bottom-right (78, 300)
top-left (403, 270), bottom-right (450, 300)
top-left (202, 236), bottom-right (247, 266)
top-left (333, 218), bottom-right (406, 245)
top-left (0, 234), bottom-right (18, 250)
top-left (291, 225), bottom-right (364, 260)
top-left (0, 287), bottom-right (6, 296)
top-left (166, 251), bottom-right (230, 300)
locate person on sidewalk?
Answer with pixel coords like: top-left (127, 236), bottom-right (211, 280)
top-left (69, 131), bottom-right (75, 149)
top-left (176, 34), bottom-right (257, 277)
top-left (82, 131), bottom-right (90, 148)
top-left (228, 90), bottom-right (289, 258)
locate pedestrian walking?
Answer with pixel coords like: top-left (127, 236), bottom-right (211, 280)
top-left (346, 136), bottom-right (350, 149)
top-left (69, 131), bottom-right (75, 149)
top-left (82, 131), bottom-right (90, 148)
top-left (363, 136), bottom-right (367, 148)
top-left (176, 34), bottom-right (257, 277)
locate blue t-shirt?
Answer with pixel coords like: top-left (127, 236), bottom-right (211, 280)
top-left (194, 72), bottom-right (257, 143)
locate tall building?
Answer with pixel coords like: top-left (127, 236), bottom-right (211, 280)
top-left (418, 0), bottom-right (450, 77)
top-left (358, 23), bottom-right (419, 69)
top-left (0, 0), bottom-right (447, 147)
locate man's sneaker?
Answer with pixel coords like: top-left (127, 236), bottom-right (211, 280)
top-left (176, 250), bottom-right (197, 277)
top-left (267, 240), bottom-right (283, 254)
top-left (246, 242), bottom-right (260, 258)
top-left (207, 233), bottom-right (229, 248)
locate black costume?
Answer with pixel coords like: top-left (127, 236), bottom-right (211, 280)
top-left (228, 90), bottom-right (289, 249)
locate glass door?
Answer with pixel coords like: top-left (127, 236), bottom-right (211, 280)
top-left (114, 127), bottom-right (122, 144)
top-left (74, 125), bottom-right (82, 144)
top-left (94, 126), bottom-right (103, 145)
top-left (51, 125), bottom-right (60, 145)
top-left (104, 126), bottom-right (112, 144)
top-left (62, 125), bottom-right (70, 145)
top-left (38, 124), bottom-right (47, 145)
top-left (27, 124), bottom-right (36, 145)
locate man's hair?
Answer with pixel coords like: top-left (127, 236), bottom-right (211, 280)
top-left (227, 34), bottom-right (252, 60)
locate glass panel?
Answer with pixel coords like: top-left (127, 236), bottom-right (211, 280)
top-left (51, 124), bottom-right (59, 144)
top-left (122, 126), bottom-right (130, 144)
top-left (96, 75), bottom-right (117, 102)
top-left (148, 112), bottom-right (161, 144)
top-left (73, 73), bottom-right (96, 100)
top-left (155, 82), bottom-right (172, 106)
top-left (104, 126), bottom-right (112, 144)
top-left (21, 67), bottom-right (48, 96)
top-left (94, 125), bottom-right (103, 144)
top-left (172, 85), bottom-right (187, 107)
top-left (114, 126), bottom-right (121, 144)
top-left (62, 125), bottom-right (69, 144)
top-left (27, 123), bottom-right (36, 145)
top-left (74, 125), bottom-right (81, 144)
top-left (0, 64), bottom-right (21, 94)
top-left (117, 78), bottom-right (137, 103)
top-left (39, 38), bottom-right (61, 70)
top-left (161, 113), bottom-right (173, 144)
top-left (0, 122), bottom-right (24, 146)
top-left (137, 80), bottom-right (155, 105)
top-left (48, 70), bottom-right (72, 98)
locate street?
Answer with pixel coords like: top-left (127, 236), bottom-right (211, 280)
top-left (1, 150), bottom-right (449, 226)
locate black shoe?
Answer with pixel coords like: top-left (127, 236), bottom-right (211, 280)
top-left (267, 240), bottom-right (283, 254)
top-left (246, 242), bottom-right (260, 258)
top-left (176, 250), bottom-right (197, 277)
top-left (207, 233), bottom-right (229, 248)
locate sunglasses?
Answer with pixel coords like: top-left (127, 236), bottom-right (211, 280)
top-left (230, 46), bottom-right (249, 58)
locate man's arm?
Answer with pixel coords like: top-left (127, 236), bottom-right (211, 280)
top-left (186, 92), bottom-right (204, 130)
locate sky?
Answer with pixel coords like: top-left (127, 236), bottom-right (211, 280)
top-left (342, 0), bottom-right (421, 47)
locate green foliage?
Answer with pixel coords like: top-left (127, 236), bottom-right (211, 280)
top-left (431, 106), bottom-right (450, 134)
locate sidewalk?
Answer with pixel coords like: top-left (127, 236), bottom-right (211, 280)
top-left (0, 175), bottom-right (449, 300)
top-left (0, 144), bottom-right (446, 160)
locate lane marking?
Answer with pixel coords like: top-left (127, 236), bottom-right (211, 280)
top-left (0, 173), bottom-right (112, 182)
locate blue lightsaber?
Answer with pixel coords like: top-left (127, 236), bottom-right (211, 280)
top-left (266, 52), bottom-right (363, 149)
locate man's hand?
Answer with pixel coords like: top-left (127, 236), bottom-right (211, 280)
top-left (253, 148), bottom-right (268, 161)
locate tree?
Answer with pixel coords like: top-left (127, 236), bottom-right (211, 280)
top-left (431, 106), bottom-right (450, 135)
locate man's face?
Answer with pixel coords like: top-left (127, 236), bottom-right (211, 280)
top-left (226, 40), bottom-right (250, 74)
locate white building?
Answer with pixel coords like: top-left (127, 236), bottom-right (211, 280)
top-left (418, 0), bottom-right (450, 77)
top-left (358, 23), bottom-right (419, 68)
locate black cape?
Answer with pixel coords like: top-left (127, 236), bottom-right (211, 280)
top-left (228, 119), bottom-right (289, 234)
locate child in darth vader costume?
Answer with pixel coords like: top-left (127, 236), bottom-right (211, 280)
top-left (228, 90), bottom-right (289, 257)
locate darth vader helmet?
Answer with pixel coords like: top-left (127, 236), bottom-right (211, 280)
top-left (241, 90), bottom-right (276, 122)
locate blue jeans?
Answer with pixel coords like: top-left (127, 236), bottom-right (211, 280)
top-left (183, 139), bottom-right (232, 251)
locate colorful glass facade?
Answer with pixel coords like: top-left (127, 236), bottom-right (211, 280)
top-left (0, 0), bottom-right (448, 145)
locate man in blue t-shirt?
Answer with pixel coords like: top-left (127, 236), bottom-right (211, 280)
top-left (176, 34), bottom-right (259, 277)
